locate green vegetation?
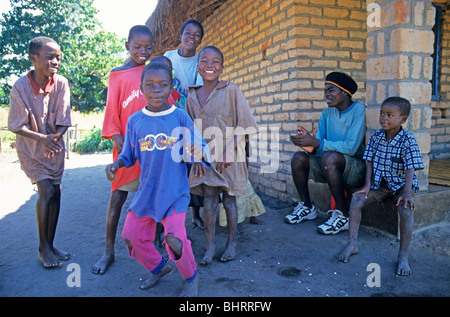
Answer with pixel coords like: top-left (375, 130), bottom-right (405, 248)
top-left (75, 128), bottom-right (113, 153)
top-left (0, 0), bottom-right (125, 112)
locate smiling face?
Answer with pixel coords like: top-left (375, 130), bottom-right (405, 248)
top-left (126, 32), bottom-right (153, 66)
top-left (30, 42), bottom-right (61, 78)
top-left (141, 67), bottom-right (173, 112)
top-left (179, 23), bottom-right (202, 55)
top-left (197, 47), bottom-right (223, 83)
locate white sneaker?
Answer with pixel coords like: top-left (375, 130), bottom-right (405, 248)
top-left (317, 209), bottom-right (349, 234)
top-left (284, 202), bottom-right (317, 224)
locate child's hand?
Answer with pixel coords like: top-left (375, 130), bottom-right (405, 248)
top-left (44, 150), bottom-right (55, 159)
top-left (105, 163), bottom-right (119, 182)
top-left (41, 132), bottom-right (63, 154)
top-left (112, 134), bottom-right (124, 154)
top-left (191, 162), bottom-right (206, 177)
top-left (396, 192), bottom-right (415, 210)
top-left (353, 185), bottom-right (371, 199)
top-left (216, 162), bottom-right (231, 174)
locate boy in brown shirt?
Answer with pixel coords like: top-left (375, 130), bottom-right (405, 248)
top-left (8, 36), bottom-right (71, 268)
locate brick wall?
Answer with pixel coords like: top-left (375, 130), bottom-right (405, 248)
top-left (199, 0), bottom-right (367, 202)
top-left (366, 0), bottom-right (436, 190)
top-left (431, 0), bottom-right (450, 160)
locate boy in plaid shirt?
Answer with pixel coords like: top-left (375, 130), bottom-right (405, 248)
top-left (338, 97), bottom-right (424, 276)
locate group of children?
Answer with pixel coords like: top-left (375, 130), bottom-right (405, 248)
top-left (8, 18), bottom-right (424, 297)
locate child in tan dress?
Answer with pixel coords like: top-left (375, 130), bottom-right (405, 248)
top-left (186, 46), bottom-right (258, 265)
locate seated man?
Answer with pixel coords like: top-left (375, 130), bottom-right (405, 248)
top-left (286, 72), bottom-right (366, 235)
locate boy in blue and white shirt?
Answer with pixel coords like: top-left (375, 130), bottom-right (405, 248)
top-left (106, 62), bottom-right (210, 296)
top-left (338, 97), bottom-right (424, 277)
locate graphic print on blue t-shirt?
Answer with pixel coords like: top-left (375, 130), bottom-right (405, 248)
top-left (118, 106), bottom-right (210, 221)
top-left (139, 133), bottom-right (179, 152)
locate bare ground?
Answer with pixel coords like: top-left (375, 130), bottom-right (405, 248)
top-left (0, 151), bottom-right (448, 298)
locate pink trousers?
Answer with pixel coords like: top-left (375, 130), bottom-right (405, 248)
top-left (121, 209), bottom-right (197, 280)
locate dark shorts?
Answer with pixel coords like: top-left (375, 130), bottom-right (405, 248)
top-left (370, 181), bottom-right (414, 206)
top-left (309, 154), bottom-right (365, 188)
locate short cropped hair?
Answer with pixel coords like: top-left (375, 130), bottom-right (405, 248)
top-left (179, 19), bottom-right (204, 39)
top-left (29, 36), bottom-right (58, 56)
top-left (150, 55), bottom-right (172, 69)
top-left (199, 45), bottom-right (224, 65)
top-left (128, 25), bottom-right (154, 42)
top-left (382, 97), bottom-right (411, 117)
top-left (141, 62), bottom-right (173, 85)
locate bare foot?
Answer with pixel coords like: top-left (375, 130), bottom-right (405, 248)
top-left (220, 243), bottom-right (236, 263)
top-left (92, 251), bottom-right (114, 274)
top-left (52, 247), bottom-right (70, 261)
top-left (396, 255), bottom-right (411, 276)
top-left (200, 246), bottom-right (215, 265)
top-left (38, 250), bottom-right (62, 268)
top-left (179, 274), bottom-right (199, 297)
top-left (192, 217), bottom-right (204, 230)
top-left (337, 244), bottom-right (358, 263)
top-left (139, 260), bottom-right (173, 289)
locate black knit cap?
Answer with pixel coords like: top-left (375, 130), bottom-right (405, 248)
top-left (325, 72), bottom-right (358, 96)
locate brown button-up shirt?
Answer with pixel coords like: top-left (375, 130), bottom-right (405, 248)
top-left (8, 72), bottom-right (71, 182)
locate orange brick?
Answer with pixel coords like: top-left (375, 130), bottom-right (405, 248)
top-left (311, 17), bottom-right (336, 27)
top-left (312, 38), bottom-right (338, 48)
top-left (337, 0), bottom-right (361, 8)
top-left (296, 5), bottom-right (322, 16)
top-left (323, 7), bottom-right (349, 18)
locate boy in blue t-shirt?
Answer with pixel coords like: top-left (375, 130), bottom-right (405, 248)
top-left (338, 97), bottom-right (424, 276)
top-left (105, 62), bottom-right (209, 296)
top-left (287, 72), bottom-right (366, 235)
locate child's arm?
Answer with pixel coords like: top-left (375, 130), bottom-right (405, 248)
top-left (112, 134), bottom-right (125, 154)
top-left (105, 158), bottom-right (125, 182)
top-left (102, 73), bottom-right (125, 152)
top-left (13, 126), bottom-right (64, 154)
top-left (353, 160), bottom-right (373, 199)
top-left (396, 168), bottom-right (415, 210)
top-left (43, 125), bottom-right (69, 158)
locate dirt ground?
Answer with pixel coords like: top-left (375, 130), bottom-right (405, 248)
top-left (0, 151), bottom-right (448, 299)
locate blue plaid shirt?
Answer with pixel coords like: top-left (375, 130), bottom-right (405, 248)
top-left (363, 128), bottom-right (424, 193)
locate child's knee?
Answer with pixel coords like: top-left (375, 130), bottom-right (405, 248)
top-left (165, 233), bottom-right (183, 258)
top-left (204, 199), bottom-right (220, 215)
top-left (165, 233), bottom-right (182, 248)
top-left (37, 181), bottom-right (56, 198)
top-left (222, 193), bottom-right (236, 211)
top-left (123, 237), bottom-right (132, 248)
top-left (350, 193), bottom-right (366, 208)
top-left (398, 206), bottom-right (414, 221)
